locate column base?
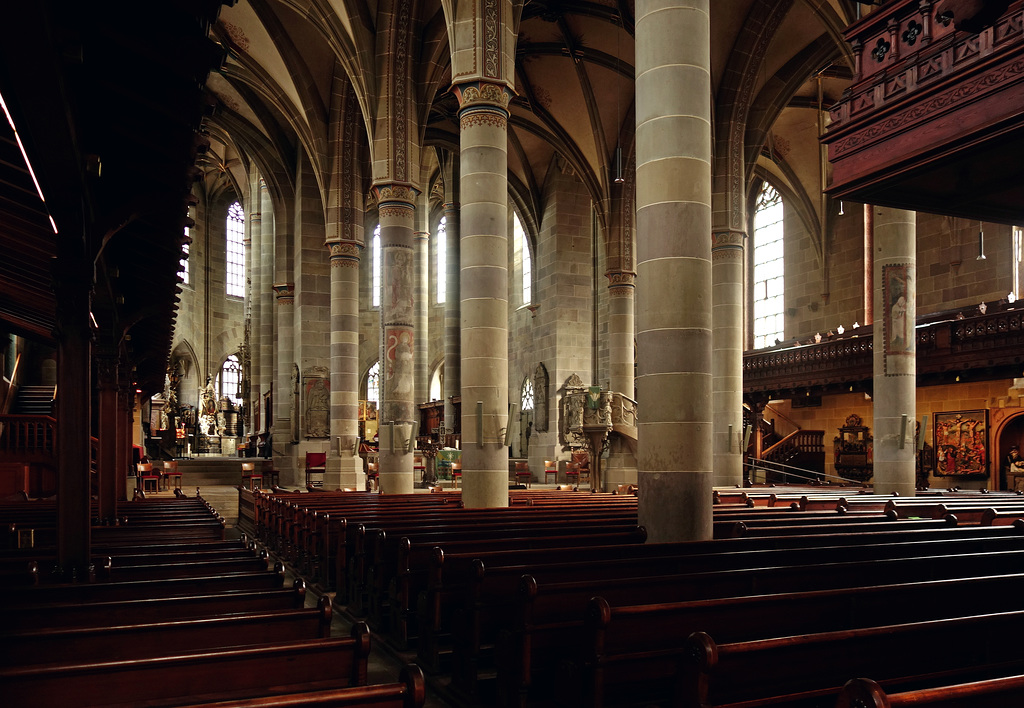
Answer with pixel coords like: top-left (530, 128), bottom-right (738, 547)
top-left (325, 454), bottom-right (364, 491)
top-left (603, 449), bottom-right (638, 492)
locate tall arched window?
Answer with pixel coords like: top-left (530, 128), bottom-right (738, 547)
top-left (366, 361), bottom-right (380, 407)
top-left (520, 376), bottom-right (534, 412)
top-left (218, 354), bottom-right (242, 405)
top-left (436, 216), bottom-right (447, 304)
top-left (226, 201), bottom-right (245, 297)
top-left (753, 183), bottom-right (785, 349)
top-left (514, 213), bottom-right (531, 304)
top-left (178, 226), bottom-right (190, 286)
top-left (372, 224), bottom-right (382, 308)
top-left (429, 362), bottom-right (443, 402)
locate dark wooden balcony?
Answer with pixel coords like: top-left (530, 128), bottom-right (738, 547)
top-left (744, 302), bottom-right (1024, 400)
top-left (823, 1), bottom-right (1024, 224)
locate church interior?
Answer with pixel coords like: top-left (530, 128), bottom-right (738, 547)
top-left (5, 0), bottom-right (1024, 705)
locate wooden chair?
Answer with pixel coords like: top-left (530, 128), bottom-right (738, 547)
top-left (451, 461), bottom-right (462, 488)
top-left (572, 450), bottom-right (591, 485)
top-left (137, 462), bottom-right (159, 493)
top-left (305, 452), bottom-right (327, 488)
top-left (564, 461), bottom-right (580, 487)
top-left (514, 461), bottom-right (531, 488)
top-left (162, 460), bottom-right (182, 491)
top-left (543, 460), bottom-right (558, 484)
top-left (241, 461), bottom-right (262, 491)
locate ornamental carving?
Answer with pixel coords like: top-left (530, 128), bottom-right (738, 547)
top-left (457, 82), bottom-right (513, 110)
top-left (533, 363), bottom-right (549, 432)
top-left (272, 283), bottom-right (295, 302)
top-left (606, 271), bottom-right (636, 288)
top-left (373, 184), bottom-right (417, 204)
top-left (483, 0), bottom-right (501, 79)
top-left (831, 57), bottom-right (1024, 157)
top-left (460, 111), bottom-right (508, 130)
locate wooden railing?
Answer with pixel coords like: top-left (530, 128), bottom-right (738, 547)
top-left (0, 414), bottom-right (56, 463)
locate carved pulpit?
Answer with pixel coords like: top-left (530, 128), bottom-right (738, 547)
top-left (561, 374), bottom-right (613, 490)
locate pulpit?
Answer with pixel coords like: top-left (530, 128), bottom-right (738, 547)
top-left (834, 414), bottom-right (873, 482)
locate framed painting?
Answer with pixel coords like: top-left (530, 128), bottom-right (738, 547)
top-left (933, 410), bottom-right (988, 476)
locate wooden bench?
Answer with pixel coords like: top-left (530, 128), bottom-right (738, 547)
top-left (491, 529), bottom-right (1024, 705)
top-left (0, 624), bottom-right (372, 707)
top-left (678, 608), bottom-right (1024, 708)
top-left (837, 674), bottom-right (1024, 708)
top-left (0, 581), bottom-right (308, 632)
top-left (184, 663), bottom-right (426, 708)
top-left (1, 595), bottom-right (334, 667)
top-left (572, 569), bottom-right (1024, 707)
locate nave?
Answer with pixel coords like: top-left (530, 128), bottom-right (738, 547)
top-left (12, 481), bottom-right (1024, 707)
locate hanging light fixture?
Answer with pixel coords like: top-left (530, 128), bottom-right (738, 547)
top-left (977, 221), bottom-right (987, 260)
top-left (614, 146), bottom-right (624, 184)
top-left (838, 200), bottom-right (845, 216)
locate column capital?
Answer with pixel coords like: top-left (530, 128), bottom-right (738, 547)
top-left (372, 183), bottom-right (419, 208)
top-left (325, 240), bottom-right (363, 268)
top-left (272, 282), bottom-right (295, 303)
top-left (606, 270), bottom-right (637, 295)
top-left (413, 230), bottom-right (430, 241)
top-left (454, 81), bottom-right (513, 129)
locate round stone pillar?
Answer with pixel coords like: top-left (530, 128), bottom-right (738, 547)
top-left (635, 0), bottom-right (713, 542)
top-left (604, 270), bottom-right (638, 490)
top-left (872, 206), bottom-right (916, 496)
top-left (375, 184), bottom-right (417, 494)
top-left (454, 81), bottom-right (512, 508)
top-left (272, 282), bottom-right (295, 481)
top-left (712, 229), bottom-right (745, 487)
top-left (248, 182), bottom-right (262, 418)
top-left (443, 197), bottom-right (461, 434)
top-left (259, 182), bottom-right (275, 438)
top-left (327, 239), bottom-right (364, 489)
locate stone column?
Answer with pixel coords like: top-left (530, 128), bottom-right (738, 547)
top-left (604, 269), bottom-right (637, 489)
top-left (375, 184), bottom-right (417, 494)
top-left (414, 192), bottom-right (430, 409)
top-left (635, 0), bottom-right (713, 542)
top-left (455, 82), bottom-right (512, 508)
top-left (864, 204), bottom-right (874, 325)
top-left (259, 182), bottom-right (274, 439)
top-left (326, 239), bottom-right (364, 489)
top-left (54, 252), bottom-right (92, 578)
top-left (96, 350), bottom-right (118, 522)
top-left (248, 175), bottom-right (262, 419)
top-left (872, 206), bottom-right (916, 496)
top-left (273, 282), bottom-right (295, 481)
top-left (442, 170), bottom-right (461, 437)
top-left (712, 229), bottom-right (745, 487)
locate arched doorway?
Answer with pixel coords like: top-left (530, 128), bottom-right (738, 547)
top-left (991, 409), bottom-right (1024, 490)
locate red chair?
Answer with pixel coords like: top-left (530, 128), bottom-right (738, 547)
top-left (514, 461), bottom-right (531, 488)
top-left (451, 461), bottom-right (462, 488)
top-left (305, 452), bottom-right (327, 488)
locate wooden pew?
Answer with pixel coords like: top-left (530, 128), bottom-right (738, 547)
top-left (1, 595), bottom-right (334, 667)
top-left (0, 566), bottom-right (287, 606)
top-left (0, 581), bottom-right (308, 632)
top-left (837, 675), bottom-right (1024, 708)
top-left (181, 663), bottom-right (426, 708)
top-left (494, 531), bottom-right (1024, 705)
top-left (573, 570), bottom-right (1024, 707)
top-left (678, 609), bottom-right (1024, 708)
top-left (0, 623), bottom-right (372, 707)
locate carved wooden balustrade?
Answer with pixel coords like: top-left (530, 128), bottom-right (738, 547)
top-left (0, 414), bottom-right (56, 464)
top-left (744, 305), bottom-right (1024, 397)
top-left (824, 0), bottom-right (1024, 222)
